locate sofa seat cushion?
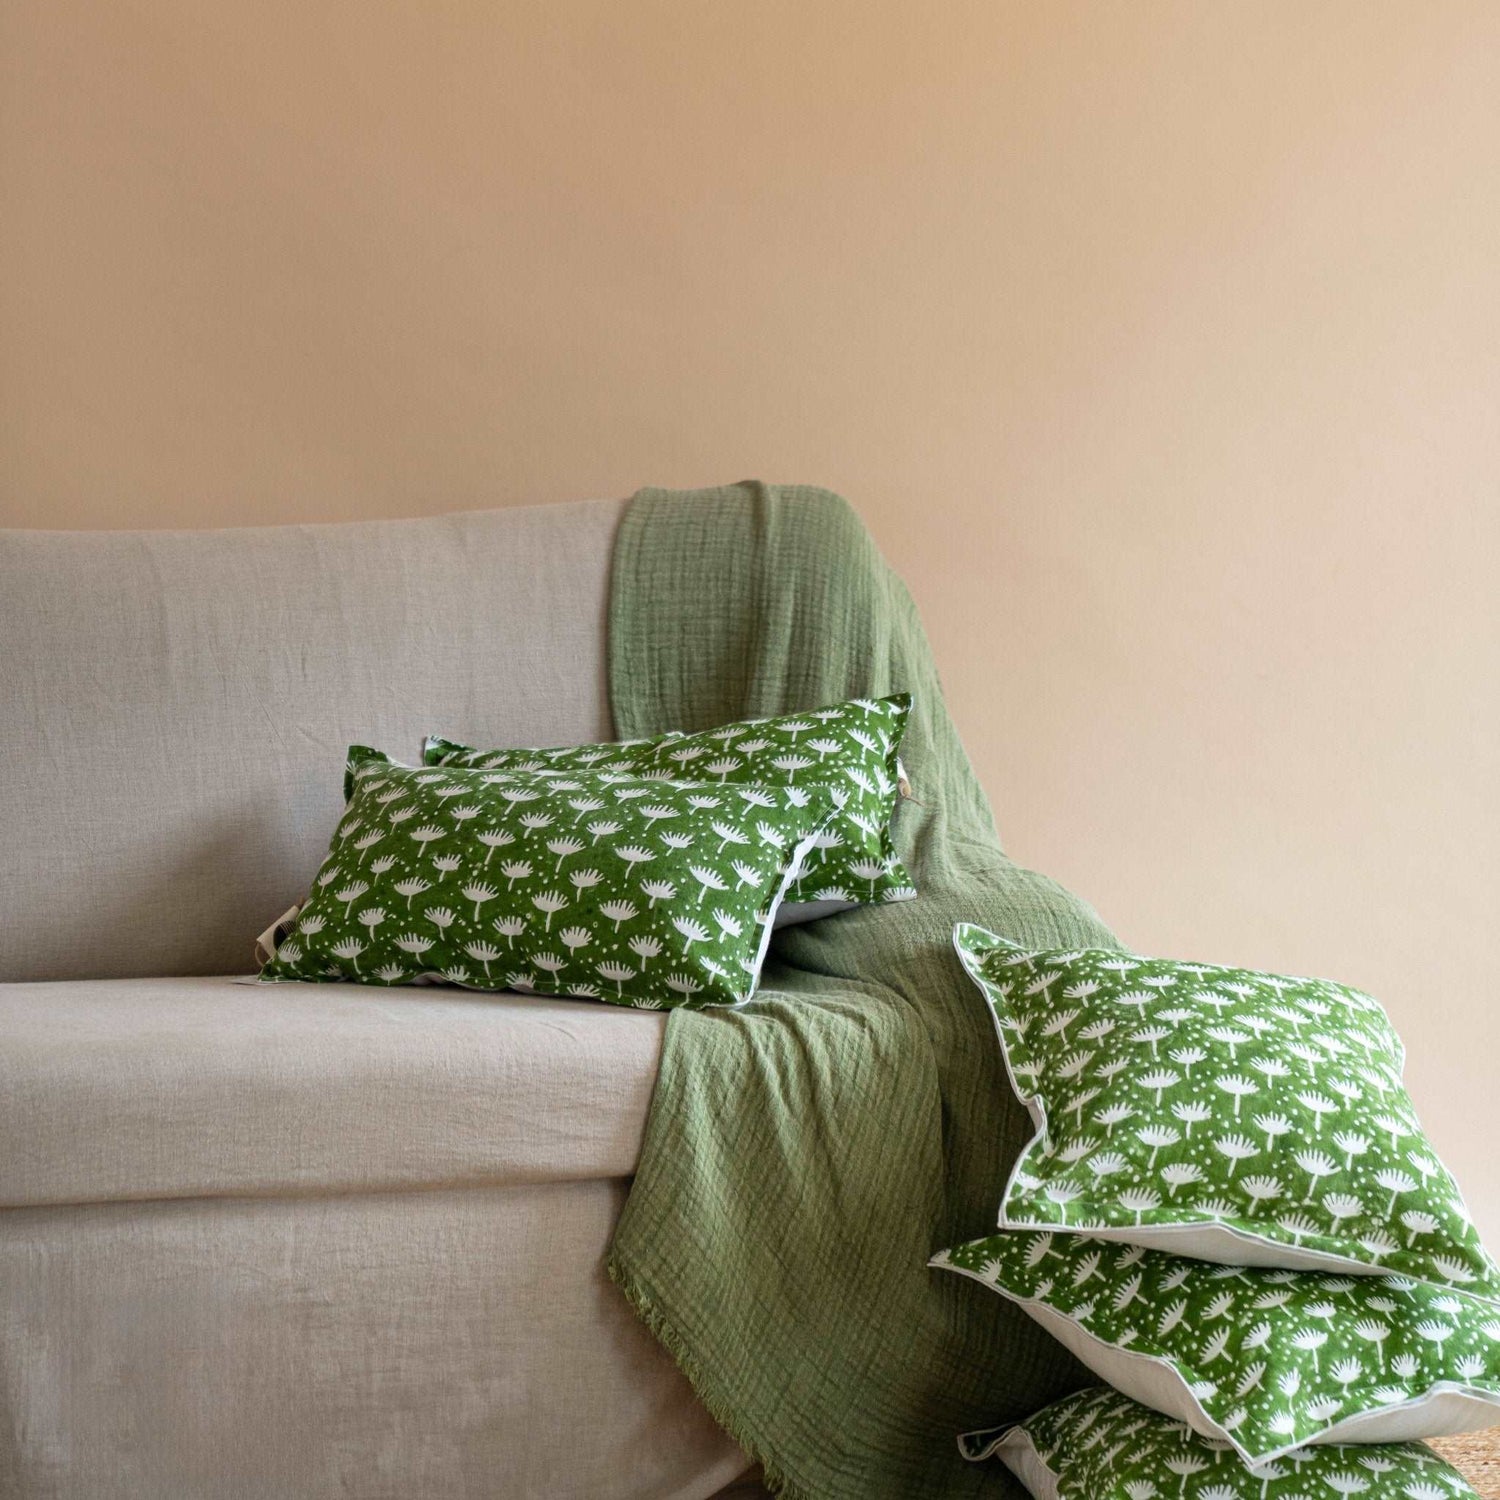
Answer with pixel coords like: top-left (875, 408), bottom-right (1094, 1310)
top-left (1, 975), bottom-right (666, 1208)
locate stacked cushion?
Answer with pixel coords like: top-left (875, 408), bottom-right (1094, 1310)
top-left (968, 1385), bottom-right (1480, 1499)
top-left (939, 923), bottom-right (1498, 1492)
top-left (950, 924), bottom-right (1496, 1291)
top-left (935, 1230), bottom-right (1500, 1465)
top-left (261, 749), bottom-right (832, 1008)
top-left (423, 694), bottom-right (915, 921)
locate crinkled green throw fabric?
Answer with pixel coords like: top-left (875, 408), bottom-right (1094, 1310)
top-left (605, 482), bottom-right (1119, 1497)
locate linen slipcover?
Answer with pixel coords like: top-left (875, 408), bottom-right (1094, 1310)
top-left (0, 977), bottom-right (668, 1208)
top-left (0, 496), bottom-right (766, 1497)
top-left (0, 498), bottom-right (623, 983)
top-left (0, 1185), bottom-right (752, 1499)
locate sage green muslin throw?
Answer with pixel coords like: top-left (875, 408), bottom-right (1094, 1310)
top-left (606, 483), bottom-right (1120, 1497)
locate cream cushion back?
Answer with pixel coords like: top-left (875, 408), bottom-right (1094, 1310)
top-left (0, 499), bottom-right (624, 982)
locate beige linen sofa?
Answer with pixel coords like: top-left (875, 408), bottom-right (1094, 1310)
top-left (0, 500), bottom-right (764, 1498)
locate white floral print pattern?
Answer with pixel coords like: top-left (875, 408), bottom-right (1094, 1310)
top-left (963, 1386), bottom-right (1478, 1498)
top-left (260, 749), bottom-right (835, 1008)
top-left (954, 924), bottom-right (1498, 1297)
top-left (423, 694), bottom-right (915, 910)
top-left (935, 1230), bottom-right (1500, 1466)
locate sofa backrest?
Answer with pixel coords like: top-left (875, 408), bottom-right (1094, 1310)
top-left (0, 499), bottom-right (624, 982)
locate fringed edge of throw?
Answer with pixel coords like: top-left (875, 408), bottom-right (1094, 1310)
top-left (606, 1251), bottom-right (804, 1500)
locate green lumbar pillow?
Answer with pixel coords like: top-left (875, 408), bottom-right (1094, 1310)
top-left (935, 1229), bottom-right (1500, 1468)
top-left (954, 924), bottom-right (1498, 1297)
top-left (424, 694), bottom-right (915, 922)
top-left (964, 1385), bottom-right (1480, 1498)
top-left (258, 747), bottom-right (833, 1009)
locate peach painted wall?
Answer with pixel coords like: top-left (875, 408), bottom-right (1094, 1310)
top-left (3, 3), bottom-right (1497, 1236)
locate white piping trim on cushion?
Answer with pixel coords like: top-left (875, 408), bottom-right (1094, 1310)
top-left (959, 1421), bottom-right (1058, 1497)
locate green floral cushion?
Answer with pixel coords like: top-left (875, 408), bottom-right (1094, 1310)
top-left (424, 694), bottom-right (914, 917)
top-left (259, 748), bottom-right (832, 1008)
top-left (954, 924), bottom-right (1498, 1296)
top-left (964, 1385), bottom-right (1479, 1498)
top-left (935, 1230), bottom-right (1500, 1466)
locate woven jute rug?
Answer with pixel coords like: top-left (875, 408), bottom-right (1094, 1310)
top-left (1430, 1430), bottom-right (1500, 1498)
